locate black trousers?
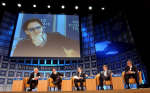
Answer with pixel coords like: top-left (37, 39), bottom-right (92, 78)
top-left (124, 73), bottom-right (139, 87)
top-left (53, 77), bottom-right (62, 90)
top-left (99, 75), bottom-right (111, 89)
top-left (29, 80), bottom-right (38, 90)
top-left (74, 79), bottom-right (85, 90)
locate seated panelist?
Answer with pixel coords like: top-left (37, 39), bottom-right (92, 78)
top-left (50, 68), bottom-right (63, 91)
top-left (74, 67), bottom-right (88, 91)
top-left (99, 65), bottom-right (112, 90)
top-left (27, 68), bottom-right (40, 91)
top-left (124, 59), bottom-right (139, 89)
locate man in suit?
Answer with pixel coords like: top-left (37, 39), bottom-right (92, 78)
top-left (27, 68), bottom-right (40, 91)
top-left (124, 59), bottom-right (139, 89)
top-left (74, 67), bottom-right (87, 91)
top-left (99, 65), bottom-right (112, 90)
top-left (50, 68), bottom-right (63, 91)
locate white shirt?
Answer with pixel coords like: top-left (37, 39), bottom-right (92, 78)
top-left (79, 72), bottom-right (81, 77)
top-left (104, 70), bottom-right (107, 77)
top-left (129, 66), bottom-right (132, 71)
top-left (34, 73), bottom-right (37, 78)
top-left (32, 73), bottom-right (37, 80)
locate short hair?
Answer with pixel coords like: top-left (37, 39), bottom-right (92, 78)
top-left (34, 68), bottom-right (38, 71)
top-left (103, 65), bottom-right (108, 68)
top-left (77, 67), bottom-right (82, 70)
top-left (127, 59), bottom-right (132, 63)
top-left (22, 18), bottom-right (43, 31)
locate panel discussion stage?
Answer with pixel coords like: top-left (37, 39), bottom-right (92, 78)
top-left (5, 76), bottom-right (150, 93)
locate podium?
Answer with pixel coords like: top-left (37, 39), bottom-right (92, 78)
top-left (86, 79), bottom-right (96, 91)
top-left (12, 80), bottom-right (24, 92)
top-left (62, 79), bottom-right (72, 91)
top-left (112, 77), bottom-right (124, 89)
top-left (37, 80), bottom-right (48, 92)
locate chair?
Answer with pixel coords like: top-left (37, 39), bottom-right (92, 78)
top-left (23, 77), bottom-right (30, 91)
top-left (95, 74), bottom-right (113, 90)
top-left (71, 77), bottom-right (86, 90)
top-left (48, 78), bottom-right (57, 91)
top-left (122, 71), bottom-right (142, 86)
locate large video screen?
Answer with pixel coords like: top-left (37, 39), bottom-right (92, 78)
top-left (10, 13), bottom-right (80, 57)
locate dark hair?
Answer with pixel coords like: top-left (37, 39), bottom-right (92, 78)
top-left (22, 18), bottom-right (43, 31)
top-left (103, 65), bottom-right (108, 68)
top-left (78, 67), bottom-right (82, 70)
top-left (127, 59), bottom-right (133, 63)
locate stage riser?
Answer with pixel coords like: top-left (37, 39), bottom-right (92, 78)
top-left (1, 89), bottom-right (150, 93)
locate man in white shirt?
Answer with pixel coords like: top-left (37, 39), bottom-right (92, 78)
top-left (27, 68), bottom-right (40, 91)
top-left (74, 67), bottom-right (87, 91)
top-left (124, 60), bottom-right (139, 89)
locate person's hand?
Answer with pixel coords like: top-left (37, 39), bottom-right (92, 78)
top-left (63, 47), bottom-right (79, 57)
top-left (126, 71), bottom-right (130, 74)
top-left (53, 72), bottom-right (57, 74)
top-left (34, 77), bottom-right (38, 80)
top-left (130, 71), bottom-right (135, 74)
top-left (127, 71), bottom-right (133, 74)
top-left (85, 74), bottom-right (88, 77)
top-left (79, 77), bottom-right (83, 79)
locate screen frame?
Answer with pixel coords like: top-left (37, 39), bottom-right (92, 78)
top-left (8, 13), bottom-right (82, 58)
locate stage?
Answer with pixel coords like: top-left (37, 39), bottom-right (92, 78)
top-left (1, 88), bottom-right (150, 93)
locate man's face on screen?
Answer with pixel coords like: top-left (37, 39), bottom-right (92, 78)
top-left (25, 21), bottom-right (47, 47)
top-left (25, 21), bottom-right (43, 38)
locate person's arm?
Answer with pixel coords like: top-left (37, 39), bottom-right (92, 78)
top-left (59, 72), bottom-right (64, 76)
top-left (31, 73), bottom-right (36, 80)
top-left (50, 73), bottom-right (53, 78)
top-left (83, 72), bottom-right (88, 77)
top-left (125, 66), bottom-right (129, 73)
top-left (133, 66), bottom-right (138, 73)
top-left (109, 70), bottom-right (113, 77)
top-left (82, 73), bottom-right (87, 79)
top-left (96, 72), bottom-right (100, 77)
top-left (37, 73), bottom-right (40, 78)
top-left (100, 71), bottom-right (103, 76)
top-left (27, 73), bottom-right (33, 84)
top-left (34, 73), bottom-right (40, 80)
top-left (58, 72), bottom-right (63, 79)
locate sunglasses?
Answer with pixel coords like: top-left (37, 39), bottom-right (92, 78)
top-left (27, 26), bottom-right (42, 32)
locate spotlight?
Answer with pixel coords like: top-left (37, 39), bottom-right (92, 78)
top-left (75, 6), bottom-right (78, 10)
top-left (101, 7), bottom-right (105, 10)
top-left (88, 6), bottom-right (92, 10)
top-left (47, 5), bottom-right (50, 8)
top-left (33, 4), bottom-right (36, 8)
top-left (17, 3), bottom-right (21, 8)
top-left (61, 5), bottom-right (65, 9)
top-left (2, 2), bottom-right (6, 6)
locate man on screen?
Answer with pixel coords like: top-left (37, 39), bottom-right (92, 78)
top-left (13, 18), bottom-right (80, 57)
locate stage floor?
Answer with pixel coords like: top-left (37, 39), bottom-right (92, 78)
top-left (1, 88), bottom-right (150, 93)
